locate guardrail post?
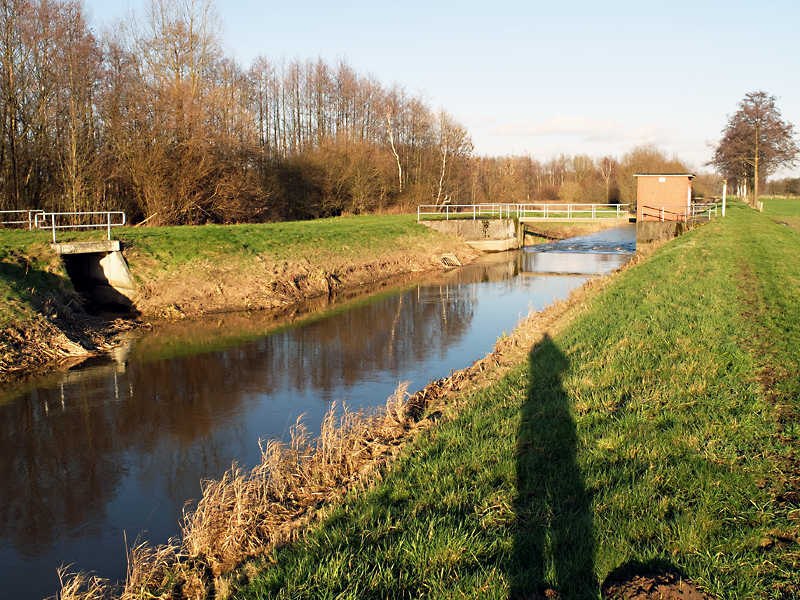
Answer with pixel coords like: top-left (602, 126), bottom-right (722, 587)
top-left (51, 214), bottom-right (57, 243)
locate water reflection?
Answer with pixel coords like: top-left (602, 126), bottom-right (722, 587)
top-left (0, 231), bottom-right (634, 600)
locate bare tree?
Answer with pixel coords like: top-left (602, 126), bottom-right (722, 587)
top-left (709, 91), bottom-right (798, 206)
top-left (434, 110), bottom-right (472, 204)
top-left (598, 156), bottom-right (617, 203)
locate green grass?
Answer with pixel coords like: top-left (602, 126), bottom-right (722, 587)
top-left (118, 214), bottom-right (432, 278)
top-left (236, 200), bottom-right (800, 599)
top-left (0, 228), bottom-right (73, 326)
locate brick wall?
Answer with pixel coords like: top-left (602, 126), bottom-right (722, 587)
top-left (636, 176), bottom-right (692, 221)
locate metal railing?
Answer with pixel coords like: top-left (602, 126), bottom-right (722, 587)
top-left (35, 211), bottom-right (126, 242)
top-left (0, 209), bottom-right (45, 230)
top-left (417, 203), bottom-right (632, 221)
top-left (640, 203), bottom-right (718, 223)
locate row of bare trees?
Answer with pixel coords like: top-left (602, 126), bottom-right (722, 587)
top-left (0, 0), bottom-right (475, 224)
top-left (470, 144), bottom-right (693, 208)
top-left (2, 0), bottom-right (704, 226)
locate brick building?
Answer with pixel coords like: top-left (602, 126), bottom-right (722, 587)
top-left (634, 173), bottom-right (694, 221)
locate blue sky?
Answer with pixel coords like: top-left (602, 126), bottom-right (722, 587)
top-left (85, 0), bottom-right (800, 177)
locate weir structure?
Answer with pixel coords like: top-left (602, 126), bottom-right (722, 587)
top-left (417, 203), bottom-right (633, 252)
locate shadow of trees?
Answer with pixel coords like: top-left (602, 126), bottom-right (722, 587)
top-left (511, 333), bottom-right (597, 599)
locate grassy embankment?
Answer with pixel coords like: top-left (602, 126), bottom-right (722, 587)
top-left (0, 215), bottom-right (475, 379)
top-left (229, 200), bottom-right (800, 599)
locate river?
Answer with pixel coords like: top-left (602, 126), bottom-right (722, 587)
top-left (0, 225), bottom-right (635, 600)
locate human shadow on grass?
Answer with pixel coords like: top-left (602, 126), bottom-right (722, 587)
top-left (510, 333), bottom-right (596, 599)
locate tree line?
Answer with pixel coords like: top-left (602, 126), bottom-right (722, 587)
top-left (1, 0), bottom-right (711, 227)
top-left (0, 0), bottom-right (477, 224)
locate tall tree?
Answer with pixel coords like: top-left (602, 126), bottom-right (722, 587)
top-left (710, 91), bottom-right (798, 206)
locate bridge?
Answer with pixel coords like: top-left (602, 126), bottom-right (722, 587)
top-left (417, 203), bottom-right (633, 223)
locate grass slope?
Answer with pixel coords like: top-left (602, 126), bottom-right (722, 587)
top-left (237, 200), bottom-right (800, 600)
top-left (0, 228), bottom-right (72, 326)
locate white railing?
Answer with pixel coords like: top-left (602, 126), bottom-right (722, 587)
top-left (692, 202), bottom-right (718, 219)
top-left (0, 209), bottom-right (45, 230)
top-left (35, 211), bottom-right (126, 243)
top-left (417, 203), bottom-right (632, 221)
top-left (640, 203), bottom-right (718, 223)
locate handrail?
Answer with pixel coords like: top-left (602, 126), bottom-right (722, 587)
top-left (0, 209), bottom-right (45, 230)
top-left (35, 211), bottom-right (126, 243)
top-left (417, 203), bottom-right (632, 221)
top-left (640, 203), bottom-right (718, 222)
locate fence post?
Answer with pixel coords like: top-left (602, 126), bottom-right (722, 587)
top-left (52, 215), bottom-right (57, 243)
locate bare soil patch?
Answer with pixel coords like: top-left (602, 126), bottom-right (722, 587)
top-left (601, 572), bottom-right (714, 600)
top-left (0, 307), bottom-right (137, 388)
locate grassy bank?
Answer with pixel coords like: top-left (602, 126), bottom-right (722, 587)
top-left (224, 200), bottom-right (799, 599)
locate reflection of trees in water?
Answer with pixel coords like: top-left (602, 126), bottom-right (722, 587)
top-left (0, 376), bottom-right (125, 555)
top-left (240, 284), bottom-right (477, 397)
top-left (0, 282), bottom-right (478, 557)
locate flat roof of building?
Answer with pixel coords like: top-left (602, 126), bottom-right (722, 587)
top-left (633, 173), bottom-right (694, 178)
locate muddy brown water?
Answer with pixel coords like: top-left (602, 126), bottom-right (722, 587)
top-left (0, 226), bottom-right (635, 600)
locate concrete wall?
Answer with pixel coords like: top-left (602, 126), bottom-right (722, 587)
top-left (636, 220), bottom-right (686, 243)
top-left (420, 218), bottom-right (522, 252)
top-left (53, 241), bottom-right (136, 306)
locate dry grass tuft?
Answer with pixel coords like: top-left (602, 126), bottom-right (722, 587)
top-left (122, 536), bottom-right (179, 599)
top-left (56, 567), bottom-right (107, 600)
top-left (181, 384), bottom-right (414, 577)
